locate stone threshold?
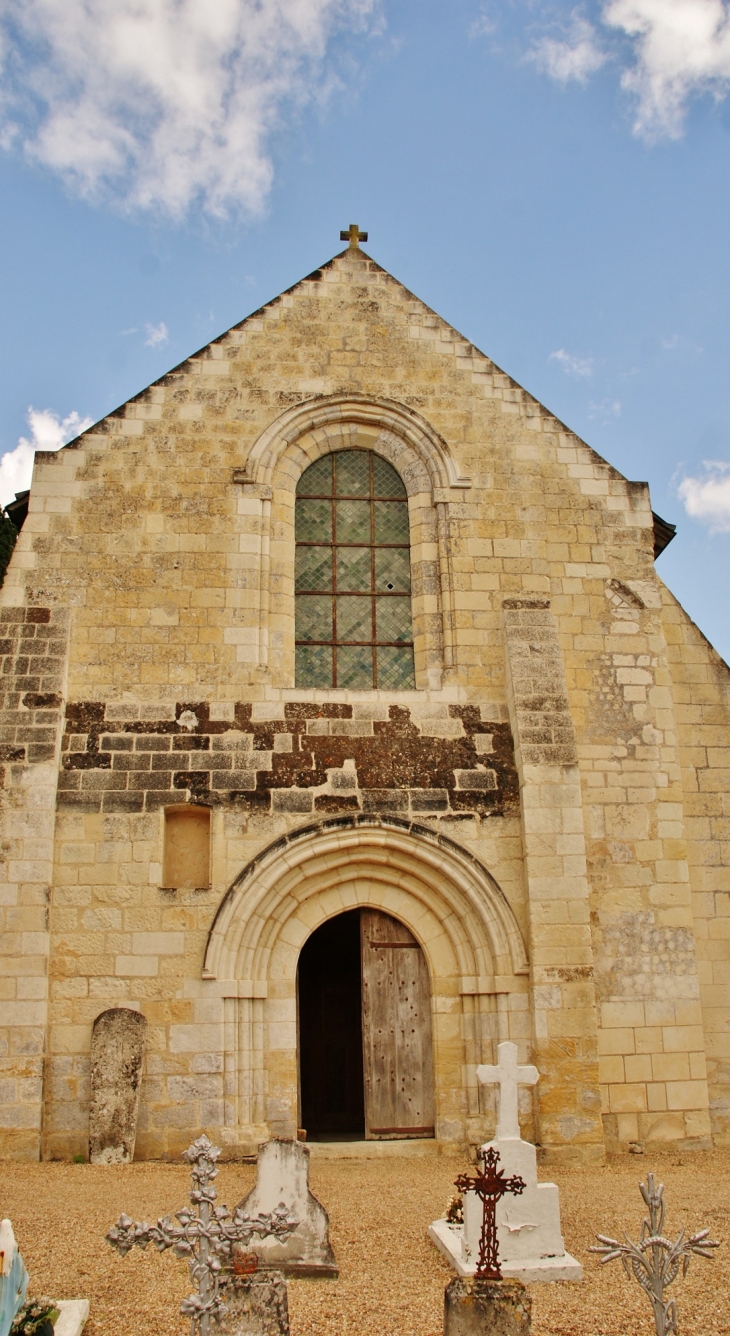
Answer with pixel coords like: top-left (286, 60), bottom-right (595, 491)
top-left (305, 1138), bottom-right (460, 1158)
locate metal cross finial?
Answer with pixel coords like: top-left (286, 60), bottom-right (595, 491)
top-left (106, 1135), bottom-right (298, 1336)
top-left (455, 1146), bottom-right (526, 1279)
top-left (340, 223), bottom-right (368, 249)
top-left (476, 1041), bottom-right (539, 1140)
top-left (590, 1172), bottom-right (720, 1336)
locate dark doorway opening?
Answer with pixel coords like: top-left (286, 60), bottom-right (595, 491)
top-left (298, 909), bottom-right (365, 1139)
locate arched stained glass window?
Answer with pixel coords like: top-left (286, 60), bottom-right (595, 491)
top-left (295, 451), bottom-right (415, 689)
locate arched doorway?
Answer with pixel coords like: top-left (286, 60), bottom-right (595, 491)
top-left (203, 815), bottom-right (530, 1148)
top-left (297, 907), bottom-right (435, 1141)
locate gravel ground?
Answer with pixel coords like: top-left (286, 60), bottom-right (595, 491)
top-left (1, 1149), bottom-right (728, 1335)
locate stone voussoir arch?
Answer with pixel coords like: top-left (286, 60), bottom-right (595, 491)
top-left (242, 392), bottom-right (471, 496)
top-left (203, 814), bottom-right (528, 988)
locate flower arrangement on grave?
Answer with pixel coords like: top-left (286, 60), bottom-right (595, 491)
top-left (10, 1297), bottom-right (60, 1336)
top-left (444, 1193), bottom-right (463, 1225)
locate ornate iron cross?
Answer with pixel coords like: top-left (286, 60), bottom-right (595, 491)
top-left (106, 1135), bottom-right (298, 1336)
top-left (590, 1173), bottom-right (719, 1336)
top-left (455, 1146), bottom-right (526, 1279)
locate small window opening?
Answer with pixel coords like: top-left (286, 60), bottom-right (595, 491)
top-left (163, 805), bottom-right (211, 889)
top-left (295, 450), bottom-right (415, 689)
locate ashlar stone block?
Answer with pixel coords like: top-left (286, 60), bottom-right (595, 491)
top-left (444, 1277), bottom-right (531, 1336)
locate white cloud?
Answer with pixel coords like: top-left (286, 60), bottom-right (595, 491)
top-left (0, 407), bottom-right (93, 509)
top-left (471, 9), bottom-right (498, 39)
top-left (588, 397), bottom-right (622, 419)
top-left (525, 1), bottom-right (730, 138)
top-left (549, 347), bottom-right (595, 376)
top-left (603, 0), bottom-right (730, 138)
top-left (145, 321), bottom-right (169, 347)
top-left (0, 0), bottom-right (379, 219)
top-left (678, 460), bottom-right (730, 531)
top-left (528, 12), bottom-right (607, 83)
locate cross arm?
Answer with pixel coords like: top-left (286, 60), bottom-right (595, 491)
top-left (106, 1213), bottom-right (185, 1257)
top-left (107, 1203), bottom-right (298, 1260)
top-left (475, 1062), bottom-right (539, 1086)
top-left (504, 1174), bottom-right (527, 1197)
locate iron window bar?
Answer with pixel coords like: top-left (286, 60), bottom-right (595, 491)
top-left (295, 451), bottom-right (415, 689)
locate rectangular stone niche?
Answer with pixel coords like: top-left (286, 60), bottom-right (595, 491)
top-left (163, 804), bottom-right (211, 889)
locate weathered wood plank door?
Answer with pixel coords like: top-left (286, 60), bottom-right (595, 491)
top-left (360, 909), bottom-right (435, 1139)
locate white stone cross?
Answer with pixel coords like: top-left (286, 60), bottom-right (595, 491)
top-left (476, 1041), bottom-right (539, 1140)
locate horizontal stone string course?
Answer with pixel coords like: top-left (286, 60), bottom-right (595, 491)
top-left (58, 701), bottom-right (520, 818)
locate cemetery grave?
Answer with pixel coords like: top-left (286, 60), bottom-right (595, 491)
top-left (0, 1217), bottom-right (89, 1336)
top-left (430, 1042), bottom-right (583, 1283)
top-left (0, 1150), bottom-right (727, 1335)
top-left (105, 1135), bottom-right (299, 1335)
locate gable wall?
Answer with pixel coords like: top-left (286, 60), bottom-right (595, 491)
top-left (0, 246), bottom-right (724, 1160)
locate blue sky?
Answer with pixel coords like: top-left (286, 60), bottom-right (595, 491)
top-left (1, 0), bottom-right (730, 657)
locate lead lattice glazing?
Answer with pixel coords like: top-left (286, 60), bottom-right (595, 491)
top-left (294, 450), bottom-right (415, 689)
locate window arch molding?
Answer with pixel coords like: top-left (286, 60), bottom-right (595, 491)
top-left (243, 393), bottom-right (471, 494)
top-left (236, 396), bottom-right (471, 689)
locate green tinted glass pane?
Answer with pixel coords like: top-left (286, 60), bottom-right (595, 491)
top-left (297, 455), bottom-right (333, 497)
top-left (376, 646), bottom-right (415, 689)
top-left (296, 644), bottom-right (333, 687)
top-left (296, 546), bottom-right (332, 592)
top-left (337, 596), bottom-right (372, 642)
top-left (296, 595), bottom-right (332, 642)
top-left (336, 498), bottom-right (371, 543)
top-left (336, 547), bottom-right (371, 592)
top-left (376, 596), bottom-right (412, 643)
top-left (375, 547), bottom-right (410, 593)
top-left (374, 500), bottom-right (409, 544)
top-left (337, 645), bottom-right (373, 689)
top-left (372, 455), bottom-right (406, 498)
top-left (335, 451), bottom-right (370, 496)
top-left (296, 497), bottom-right (332, 541)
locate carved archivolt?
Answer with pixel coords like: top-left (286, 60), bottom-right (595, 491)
top-left (242, 394), bottom-right (471, 494)
top-left (204, 815), bottom-right (528, 1139)
top-left (203, 814), bottom-right (528, 989)
top-left (234, 395), bottom-right (471, 687)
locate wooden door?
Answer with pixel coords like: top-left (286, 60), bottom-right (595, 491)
top-left (360, 909), bottom-right (435, 1139)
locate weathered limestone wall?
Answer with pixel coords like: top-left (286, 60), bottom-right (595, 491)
top-left (569, 572), bottom-right (711, 1151)
top-left (0, 243), bottom-right (725, 1160)
top-left (1, 246), bottom-right (655, 705)
top-left (44, 699), bottom-right (529, 1160)
top-left (0, 606), bottom-right (69, 1158)
top-left (661, 585), bottom-right (730, 1143)
top-left (503, 598), bottom-right (603, 1162)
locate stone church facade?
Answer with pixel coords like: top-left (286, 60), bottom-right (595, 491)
top-left (1, 235), bottom-right (729, 1164)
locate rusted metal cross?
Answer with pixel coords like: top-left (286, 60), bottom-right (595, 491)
top-left (455, 1146), bottom-right (526, 1279)
top-left (106, 1134), bottom-right (298, 1336)
top-left (340, 223), bottom-right (368, 248)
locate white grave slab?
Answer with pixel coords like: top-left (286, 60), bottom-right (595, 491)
top-left (429, 1043), bottom-right (582, 1283)
top-left (55, 1300), bottom-right (90, 1336)
top-left (236, 1139), bottom-right (337, 1277)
